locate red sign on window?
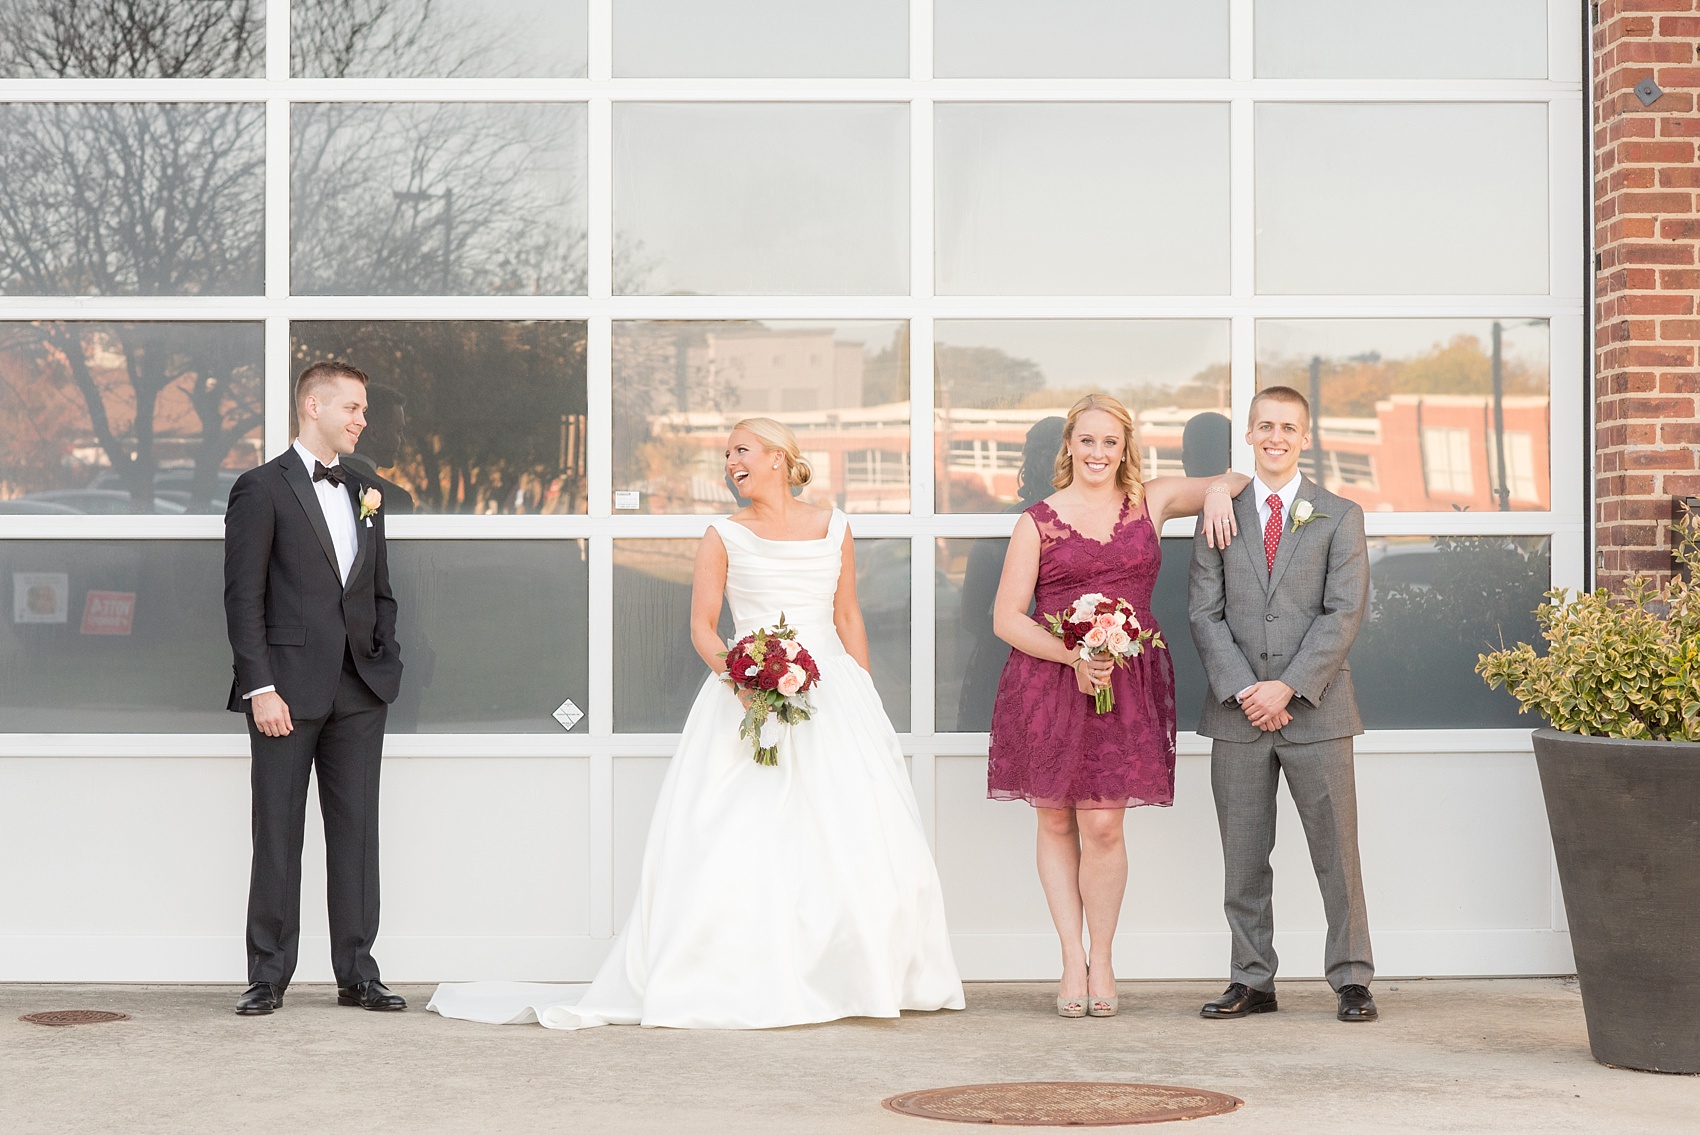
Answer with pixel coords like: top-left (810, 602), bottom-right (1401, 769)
top-left (80, 590), bottom-right (136, 636)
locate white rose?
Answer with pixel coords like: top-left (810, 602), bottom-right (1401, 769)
top-left (1293, 499), bottom-right (1314, 524)
top-left (1107, 628), bottom-right (1132, 654)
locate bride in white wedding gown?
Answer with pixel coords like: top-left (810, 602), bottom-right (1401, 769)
top-left (429, 418), bottom-right (964, 1029)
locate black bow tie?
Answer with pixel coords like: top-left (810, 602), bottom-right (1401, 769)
top-left (312, 461), bottom-right (348, 488)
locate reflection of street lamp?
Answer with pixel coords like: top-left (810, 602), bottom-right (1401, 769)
top-left (1307, 355), bottom-right (1324, 481)
top-left (1490, 319), bottom-right (1543, 512)
top-left (392, 187), bottom-right (453, 292)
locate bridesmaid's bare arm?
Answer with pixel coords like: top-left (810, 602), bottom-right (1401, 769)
top-left (1143, 471), bottom-right (1251, 547)
top-left (690, 527), bottom-right (731, 673)
top-left (831, 528), bottom-right (873, 672)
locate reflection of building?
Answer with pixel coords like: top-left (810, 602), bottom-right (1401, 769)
top-left (654, 403), bottom-right (912, 513)
top-left (936, 405), bottom-right (1202, 506)
top-left (699, 327), bottom-right (865, 413)
top-left (934, 395), bottom-right (1552, 513)
top-left (1314, 395), bottom-right (1551, 512)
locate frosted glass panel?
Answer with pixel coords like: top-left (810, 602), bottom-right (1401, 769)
top-left (1257, 0), bottom-right (1547, 79)
top-left (935, 0), bottom-right (1227, 78)
top-left (615, 0), bottom-right (907, 77)
top-left (936, 103), bottom-right (1229, 296)
top-left (1257, 319), bottom-right (1551, 513)
top-left (615, 104), bottom-right (909, 296)
top-left (934, 320), bottom-right (1230, 513)
top-left (1256, 103), bottom-right (1548, 295)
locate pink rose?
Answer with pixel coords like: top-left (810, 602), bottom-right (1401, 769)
top-left (777, 665), bottom-right (805, 697)
top-left (1083, 626), bottom-right (1109, 649)
top-left (1094, 613), bottom-right (1117, 630)
top-left (1107, 628), bottom-right (1132, 654)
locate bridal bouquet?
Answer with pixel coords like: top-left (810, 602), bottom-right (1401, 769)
top-left (720, 614), bottom-right (822, 766)
top-left (1043, 592), bottom-right (1164, 714)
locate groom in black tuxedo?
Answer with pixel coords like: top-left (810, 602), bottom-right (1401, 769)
top-left (224, 361), bottom-right (406, 1015)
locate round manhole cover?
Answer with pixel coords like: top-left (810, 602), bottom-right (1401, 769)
top-left (883, 1082), bottom-right (1244, 1127)
top-left (20, 1010), bottom-right (131, 1027)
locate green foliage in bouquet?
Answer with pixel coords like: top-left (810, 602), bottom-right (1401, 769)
top-left (1477, 517), bottom-right (1700, 741)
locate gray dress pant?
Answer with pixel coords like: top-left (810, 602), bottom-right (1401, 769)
top-left (1211, 733), bottom-right (1374, 992)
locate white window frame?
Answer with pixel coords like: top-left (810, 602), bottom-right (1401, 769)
top-left (0, 2), bottom-right (1589, 879)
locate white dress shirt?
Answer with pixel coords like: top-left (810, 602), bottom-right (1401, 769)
top-left (1252, 470), bottom-right (1302, 533)
top-left (297, 439), bottom-right (359, 586)
top-left (1236, 470), bottom-right (1304, 704)
top-left (245, 441), bottom-right (359, 700)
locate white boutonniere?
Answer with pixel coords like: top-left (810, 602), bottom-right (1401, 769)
top-left (358, 486), bottom-right (382, 521)
top-left (1290, 498), bottom-right (1327, 531)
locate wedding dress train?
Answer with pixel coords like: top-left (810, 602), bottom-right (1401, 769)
top-left (429, 510), bottom-right (964, 1029)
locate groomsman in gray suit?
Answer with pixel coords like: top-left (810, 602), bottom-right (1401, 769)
top-left (1188, 385), bottom-right (1377, 1023)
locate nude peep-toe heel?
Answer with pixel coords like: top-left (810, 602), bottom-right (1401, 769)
top-left (1088, 993), bottom-right (1119, 1018)
top-left (1057, 994), bottom-right (1087, 1018)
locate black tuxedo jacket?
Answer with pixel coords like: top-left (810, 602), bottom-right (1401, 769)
top-left (223, 447), bottom-right (404, 718)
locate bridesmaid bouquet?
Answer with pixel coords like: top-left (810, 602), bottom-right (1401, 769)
top-left (720, 614), bottom-right (822, 766)
top-left (1043, 592), bottom-right (1164, 714)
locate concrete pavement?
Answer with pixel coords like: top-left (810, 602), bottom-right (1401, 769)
top-left (3, 979), bottom-right (1694, 1134)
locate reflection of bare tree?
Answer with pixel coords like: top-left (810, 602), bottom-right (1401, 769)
top-left (612, 324), bottom-right (741, 507)
top-left (0, 0), bottom-right (263, 77)
top-left (0, 103), bottom-right (265, 297)
top-left (291, 102), bottom-right (585, 296)
top-left (292, 322), bottom-right (587, 514)
top-left (0, 322), bottom-right (263, 511)
top-left (0, 0), bottom-right (269, 511)
top-left (1259, 335), bottom-right (1545, 418)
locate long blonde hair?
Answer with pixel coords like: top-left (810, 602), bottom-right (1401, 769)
top-left (1053, 393), bottom-right (1144, 506)
top-left (731, 417), bottom-right (814, 488)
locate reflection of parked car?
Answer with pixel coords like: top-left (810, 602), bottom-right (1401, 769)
top-left (12, 490), bottom-right (187, 515)
top-left (89, 468), bottom-right (239, 510)
top-left (0, 499), bottom-right (81, 514)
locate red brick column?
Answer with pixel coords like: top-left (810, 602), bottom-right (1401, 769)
top-left (1594, 0), bottom-right (1700, 588)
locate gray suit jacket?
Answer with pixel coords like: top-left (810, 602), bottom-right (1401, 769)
top-left (1188, 476), bottom-right (1368, 744)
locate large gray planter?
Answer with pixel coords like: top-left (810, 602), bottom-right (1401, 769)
top-left (1533, 727), bottom-right (1700, 1073)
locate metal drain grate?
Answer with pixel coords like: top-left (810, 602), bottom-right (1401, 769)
top-left (883, 1082), bottom-right (1243, 1127)
top-left (20, 1010), bottom-right (131, 1027)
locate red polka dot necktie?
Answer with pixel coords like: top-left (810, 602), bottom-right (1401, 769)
top-left (1264, 494), bottom-right (1283, 575)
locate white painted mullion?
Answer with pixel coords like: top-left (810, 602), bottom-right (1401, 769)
top-left (587, 0), bottom-right (618, 936)
top-left (265, 0), bottom-right (289, 81)
top-left (264, 92), bottom-right (291, 457)
top-left (910, 0), bottom-right (933, 83)
top-left (588, 0), bottom-right (613, 82)
top-left (1229, 0), bottom-right (1255, 83)
top-left (1229, 93), bottom-right (1256, 472)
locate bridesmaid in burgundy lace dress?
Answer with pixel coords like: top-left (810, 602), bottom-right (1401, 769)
top-left (988, 393), bottom-right (1247, 1018)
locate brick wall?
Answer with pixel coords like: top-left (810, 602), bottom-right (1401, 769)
top-left (1594, 0), bottom-right (1700, 588)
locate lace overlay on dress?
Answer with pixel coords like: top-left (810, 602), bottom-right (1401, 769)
top-left (986, 497), bottom-right (1178, 810)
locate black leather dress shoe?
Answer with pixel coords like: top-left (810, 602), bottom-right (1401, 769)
top-left (1336, 984), bottom-right (1378, 1022)
top-left (1200, 982), bottom-right (1278, 1019)
top-left (235, 982), bottom-right (283, 1015)
top-left (337, 979), bottom-right (407, 1011)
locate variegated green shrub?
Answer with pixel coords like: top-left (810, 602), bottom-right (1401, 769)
top-left (1478, 517), bottom-right (1700, 742)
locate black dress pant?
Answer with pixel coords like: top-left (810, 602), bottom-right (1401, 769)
top-left (246, 649), bottom-right (387, 988)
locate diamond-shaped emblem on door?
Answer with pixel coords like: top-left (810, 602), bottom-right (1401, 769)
top-left (552, 699), bottom-right (583, 731)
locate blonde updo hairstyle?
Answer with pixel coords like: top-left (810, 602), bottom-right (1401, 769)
top-left (1053, 393), bottom-right (1144, 506)
top-left (732, 416), bottom-right (814, 489)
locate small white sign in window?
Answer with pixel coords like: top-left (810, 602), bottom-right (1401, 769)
top-left (552, 699), bottom-right (584, 731)
top-left (614, 491), bottom-right (641, 510)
